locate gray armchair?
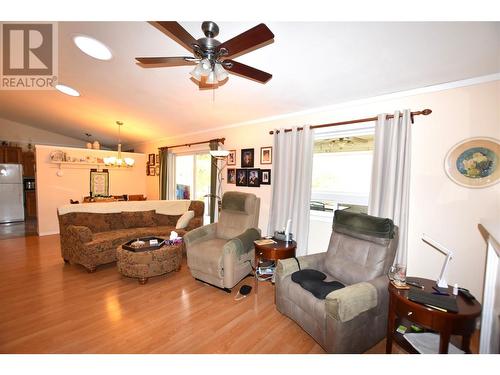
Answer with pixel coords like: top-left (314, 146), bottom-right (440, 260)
top-left (275, 210), bottom-right (398, 353)
top-left (184, 191), bottom-right (261, 292)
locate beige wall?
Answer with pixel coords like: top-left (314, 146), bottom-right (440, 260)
top-left (0, 118), bottom-right (85, 150)
top-left (132, 126), bottom-right (274, 235)
top-left (35, 145), bottom-right (147, 236)
top-left (131, 79), bottom-right (500, 300)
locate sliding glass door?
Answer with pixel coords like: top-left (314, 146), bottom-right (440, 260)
top-left (174, 152), bottom-right (211, 223)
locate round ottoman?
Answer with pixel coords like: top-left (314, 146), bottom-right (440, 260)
top-left (116, 241), bottom-right (183, 284)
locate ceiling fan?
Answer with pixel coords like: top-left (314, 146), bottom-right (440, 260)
top-left (136, 21), bottom-right (274, 87)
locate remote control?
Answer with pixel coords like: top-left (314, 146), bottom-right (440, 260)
top-left (458, 287), bottom-right (475, 300)
top-left (406, 281), bottom-right (423, 289)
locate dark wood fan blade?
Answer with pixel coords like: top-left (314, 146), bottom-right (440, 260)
top-left (135, 57), bottom-right (196, 67)
top-left (224, 60), bottom-right (272, 83)
top-left (149, 21), bottom-right (198, 52)
top-left (217, 23), bottom-right (274, 59)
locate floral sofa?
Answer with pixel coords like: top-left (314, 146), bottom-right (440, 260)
top-left (57, 200), bottom-right (204, 272)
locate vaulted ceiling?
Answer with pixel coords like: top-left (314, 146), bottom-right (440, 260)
top-left (1, 21), bottom-right (499, 147)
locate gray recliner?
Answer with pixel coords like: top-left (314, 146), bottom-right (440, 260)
top-left (275, 210), bottom-right (398, 353)
top-left (184, 191), bottom-right (261, 291)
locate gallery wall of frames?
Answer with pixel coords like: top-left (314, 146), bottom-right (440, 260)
top-left (146, 153), bottom-right (160, 176)
top-left (226, 146), bottom-right (272, 188)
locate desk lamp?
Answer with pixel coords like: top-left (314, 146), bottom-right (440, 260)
top-left (422, 234), bottom-right (453, 288)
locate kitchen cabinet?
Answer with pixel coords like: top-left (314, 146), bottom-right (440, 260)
top-left (0, 146), bottom-right (22, 163)
top-left (25, 190), bottom-right (37, 218)
top-left (22, 151), bottom-right (36, 177)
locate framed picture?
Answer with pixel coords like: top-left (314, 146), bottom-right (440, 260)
top-left (155, 165), bottom-right (160, 176)
top-left (227, 150), bottom-right (237, 166)
top-left (227, 168), bottom-right (236, 184)
top-left (90, 169), bottom-right (109, 196)
top-left (148, 165), bottom-right (156, 176)
top-left (241, 148), bottom-right (254, 168)
top-left (247, 168), bottom-right (260, 187)
top-left (148, 153), bottom-right (156, 165)
top-left (156, 154), bottom-right (160, 164)
top-left (236, 169), bottom-right (248, 186)
top-left (444, 137), bottom-right (500, 188)
top-left (260, 169), bottom-right (271, 185)
top-left (176, 184), bottom-right (190, 199)
top-left (260, 146), bottom-right (272, 164)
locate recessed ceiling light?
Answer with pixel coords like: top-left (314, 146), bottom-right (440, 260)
top-left (55, 84), bottom-right (80, 97)
top-left (73, 35), bottom-right (112, 61)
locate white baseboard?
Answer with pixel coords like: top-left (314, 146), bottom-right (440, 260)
top-left (38, 230), bottom-right (59, 236)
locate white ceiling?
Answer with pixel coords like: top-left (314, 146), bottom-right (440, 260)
top-left (1, 21), bottom-right (499, 147)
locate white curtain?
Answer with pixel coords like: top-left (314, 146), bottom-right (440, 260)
top-left (268, 126), bottom-right (314, 256)
top-left (368, 110), bottom-right (412, 266)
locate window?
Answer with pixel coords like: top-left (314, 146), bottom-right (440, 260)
top-left (308, 125), bottom-right (375, 253)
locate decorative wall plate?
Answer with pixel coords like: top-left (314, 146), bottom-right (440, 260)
top-left (444, 137), bottom-right (500, 188)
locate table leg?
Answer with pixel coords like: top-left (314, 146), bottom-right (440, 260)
top-left (439, 330), bottom-right (451, 354)
top-left (461, 334), bottom-right (472, 353)
top-left (386, 295), bottom-right (395, 354)
top-left (254, 252), bottom-right (260, 293)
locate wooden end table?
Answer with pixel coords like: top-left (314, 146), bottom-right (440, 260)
top-left (386, 277), bottom-right (482, 354)
top-left (254, 239), bottom-right (296, 291)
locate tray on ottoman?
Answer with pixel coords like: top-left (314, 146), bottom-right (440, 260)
top-left (122, 236), bottom-right (165, 252)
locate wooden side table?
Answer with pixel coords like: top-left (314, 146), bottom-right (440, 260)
top-left (254, 239), bottom-right (296, 290)
top-left (386, 277), bottom-right (482, 354)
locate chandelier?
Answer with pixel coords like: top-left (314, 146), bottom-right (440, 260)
top-left (104, 121), bottom-right (135, 167)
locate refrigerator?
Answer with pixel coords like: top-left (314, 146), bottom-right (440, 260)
top-left (0, 164), bottom-right (25, 223)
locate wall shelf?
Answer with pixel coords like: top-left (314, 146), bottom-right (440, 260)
top-left (49, 161), bottom-right (134, 169)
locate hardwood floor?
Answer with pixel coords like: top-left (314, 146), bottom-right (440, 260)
top-left (0, 234), bottom-right (325, 354)
top-left (0, 219), bottom-right (37, 240)
top-left (0, 234), bottom-right (479, 354)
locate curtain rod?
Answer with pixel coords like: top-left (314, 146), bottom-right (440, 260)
top-left (268, 109), bottom-right (432, 135)
top-left (158, 137), bottom-right (225, 151)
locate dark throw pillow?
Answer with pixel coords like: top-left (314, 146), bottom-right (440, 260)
top-left (121, 210), bottom-right (156, 228)
top-left (154, 212), bottom-right (182, 226)
top-left (68, 212), bottom-right (111, 233)
top-left (300, 280), bottom-right (345, 300)
top-left (291, 269), bottom-right (327, 284)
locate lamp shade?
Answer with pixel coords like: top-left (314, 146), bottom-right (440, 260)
top-left (190, 62), bottom-right (204, 80)
top-left (124, 158), bottom-right (135, 166)
top-left (210, 149), bottom-right (230, 158)
top-left (200, 58), bottom-right (211, 76)
top-left (210, 143), bottom-right (230, 158)
top-left (206, 70), bottom-right (217, 84)
top-left (214, 63), bottom-right (228, 82)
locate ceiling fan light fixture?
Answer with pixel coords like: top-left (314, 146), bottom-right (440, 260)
top-left (138, 22), bottom-right (274, 88)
